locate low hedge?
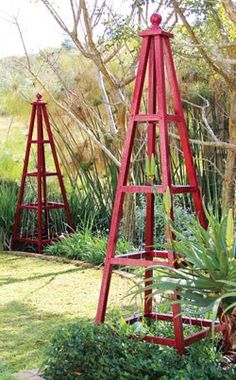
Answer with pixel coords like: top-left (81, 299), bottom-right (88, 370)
top-left (42, 322), bottom-right (235, 380)
top-left (44, 231), bottom-right (134, 265)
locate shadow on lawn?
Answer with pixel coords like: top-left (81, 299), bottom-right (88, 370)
top-left (0, 267), bottom-right (83, 286)
top-left (0, 300), bottom-right (87, 375)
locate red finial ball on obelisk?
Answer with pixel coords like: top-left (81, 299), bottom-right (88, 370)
top-left (36, 93), bottom-right (42, 101)
top-left (150, 13), bottom-right (162, 29)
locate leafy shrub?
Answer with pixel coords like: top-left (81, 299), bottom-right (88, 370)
top-left (135, 195), bottom-right (195, 247)
top-left (44, 230), bottom-right (134, 265)
top-left (42, 322), bottom-right (235, 380)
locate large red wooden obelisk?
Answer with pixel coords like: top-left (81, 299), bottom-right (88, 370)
top-left (96, 14), bottom-right (223, 353)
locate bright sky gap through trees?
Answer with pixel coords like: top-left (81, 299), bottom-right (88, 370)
top-left (0, 0), bottom-right (153, 58)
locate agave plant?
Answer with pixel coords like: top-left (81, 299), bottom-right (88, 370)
top-left (141, 207), bottom-right (236, 352)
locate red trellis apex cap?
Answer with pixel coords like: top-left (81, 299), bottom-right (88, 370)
top-left (36, 93), bottom-right (42, 101)
top-left (140, 12), bottom-right (172, 38)
top-left (32, 93), bottom-right (46, 105)
top-left (150, 13), bottom-right (162, 29)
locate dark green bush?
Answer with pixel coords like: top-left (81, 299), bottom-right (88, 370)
top-left (44, 231), bottom-right (134, 265)
top-left (43, 322), bottom-right (235, 380)
top-left (135, 195), bottom-right (195, 248)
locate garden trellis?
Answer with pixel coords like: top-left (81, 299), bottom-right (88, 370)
top-left (96, 13), bottom-right (224, 354)
top-left (12, 94), bottom-right (73, 253)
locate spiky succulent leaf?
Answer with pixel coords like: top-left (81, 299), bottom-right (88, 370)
top-left (132, 207), bottom-right (236, 330)
top-left (226, 209), bottom-right (234, 254)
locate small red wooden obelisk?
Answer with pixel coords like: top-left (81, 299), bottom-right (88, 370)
top-left (96, 14), bottom-right (223, 353)
top-left (12, 94), bottom-right (73, 254)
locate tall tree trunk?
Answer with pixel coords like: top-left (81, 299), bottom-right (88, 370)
top-left (222, 90), bottom-right (236, 213)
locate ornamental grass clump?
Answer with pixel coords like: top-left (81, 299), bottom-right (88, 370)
top-left (0, 180), bottom-right (18, 249)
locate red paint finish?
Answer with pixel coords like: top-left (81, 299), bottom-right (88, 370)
top-left (12, 94), bottom-right (73, 254)
top-left (96, 14), bottom-right (219, 353)
top-left (145, 37), bottom-right (156, 315)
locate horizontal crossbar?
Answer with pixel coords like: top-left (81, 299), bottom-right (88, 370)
top-left (143, 335), bottom-right (176, 347)
top-left (125, 312), bottom-right (221, 328)
top-left (25, 172), bottom-right (59, 177)
top-left (20, 202), bottom-right (65, 210)
top-left (121, 185), bottom-right (198, 194)
top-left (184, 324), bottom-right (223, 346)
top-left (115, 250), bottom-right (168, 260)
top-left (133, 114), bottom-right (181, 123)
top-left (147, 313), bottom-right (217, 327)
top-left (125, 312), bottom-right (224, 347)
top-left (30, 140), bottom-right (50, 144)
top-left (110, 257), bottom-right (169, 267)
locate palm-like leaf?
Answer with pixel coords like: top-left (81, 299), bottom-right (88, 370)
top-left (136, 208), bottom-right (236, 327)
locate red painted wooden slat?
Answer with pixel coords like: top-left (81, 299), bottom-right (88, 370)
top-left (143, 336), bottom-right (176, 347)
top-left (134, 114), bottom-right (180, 123)
top-left (110, 257), bottom-right (170, 267)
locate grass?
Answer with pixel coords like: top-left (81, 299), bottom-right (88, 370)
top-left (0, 116), bottom-right (28, 181)
top-left (0, 253), bottom-right (133, 378)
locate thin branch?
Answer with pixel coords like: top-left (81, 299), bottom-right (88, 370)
top-left (40, 0), bottom-right (71, 34)
top-left (183, 96), bottom-right (219, 143)
top-left (39, 0), bottom-right (128, 105)
top-left (156, 0), bottom-right (164, 13)
top-left (162, 9), bottom-right (175, 29)
top-left (13, 16), bottom-right (31, 70)
top-left (120, 53), bottom-right (139, 87)
top-left (201, 157), bottom-right (224, 178)
top-left (97, 68), bottom-right (117, 134)
top-left (39, 50), bottom-right (72, 103)
top-left (70, 0), bottom-right (77, 24)
top-left (182, 95), bottom-right (236, 152)
top-left (5, 117), bottom-right (14, 142)
top-left (80, 0), bottom-right (121, 96)
top-left (40, 0), bottom-right (87, 56)
top-left (169, 131), bottom-right (236, 151)
top-left (71, 0), bottom-right (82, 37)
top-left (199, 97), bottom-right (219, 142)
top-left (48, 88), bottom-right (121, 167)
top-left (217, 42), bottom-right (236, 49)
top-left (221, 0), bottom-right (236, 25)
top-left (17, 57), bottom-right (121, 167)
top-left (211, 50), bottom-right (236, 65)
top-left (91, 0), bottom-right (106, 28)
top-left (170, 0), bottom-right (235, 89)
top-left (103, 44), bottom-right (123, 64)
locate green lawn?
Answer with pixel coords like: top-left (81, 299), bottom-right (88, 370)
top-left (0, 116), bottom-right (28, 181)
top-left (0, 253), bottom-right (132, 378)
